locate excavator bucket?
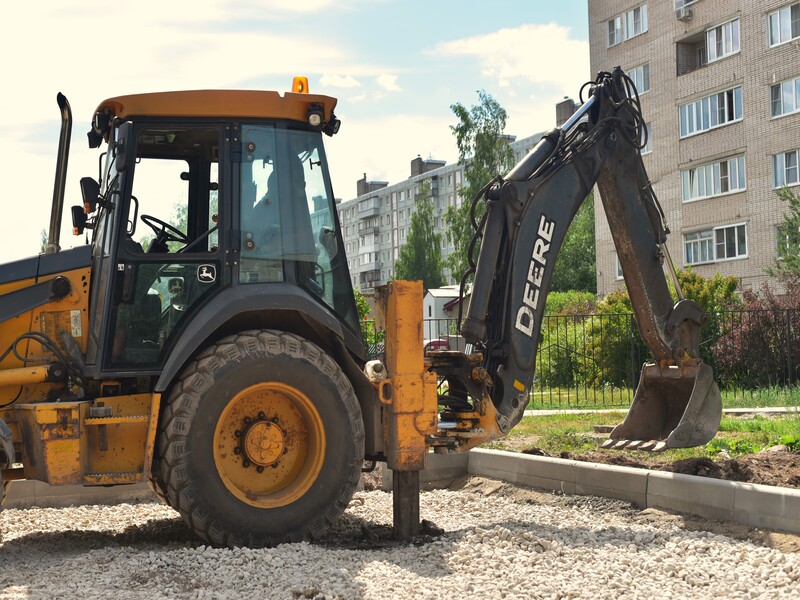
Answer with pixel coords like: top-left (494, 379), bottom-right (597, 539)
top-left (603, 362), bottom-right (722, 451)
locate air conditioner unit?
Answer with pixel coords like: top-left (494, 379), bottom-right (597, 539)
top-left (676, 7), bottom-right (693, 21)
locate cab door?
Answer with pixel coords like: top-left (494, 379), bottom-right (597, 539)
top-left (101, 123), bottom-right (228, 373)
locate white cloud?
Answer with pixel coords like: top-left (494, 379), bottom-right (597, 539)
top-left (434, 23), bottom-right (589, 90)
top-left (376, 74), bottom-right (401, 92)
top-left (320, 74), bottom-right (362, 89)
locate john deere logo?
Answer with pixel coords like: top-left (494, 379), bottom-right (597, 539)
top-left (197, 264), bottom-right (217, 284)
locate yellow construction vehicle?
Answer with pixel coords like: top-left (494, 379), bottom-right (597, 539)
top-left (0, 69), bottom-right (721, 545)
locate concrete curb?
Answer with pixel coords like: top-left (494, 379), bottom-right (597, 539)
top-left (386, 448), bottom-right (800, 535)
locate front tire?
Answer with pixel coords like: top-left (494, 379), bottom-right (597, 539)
top-left (156, 330), bottom-right (364, 547)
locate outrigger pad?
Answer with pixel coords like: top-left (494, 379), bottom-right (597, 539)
top-left (607, 362), bottom-right (722, 450)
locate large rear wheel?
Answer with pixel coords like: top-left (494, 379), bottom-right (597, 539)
top-left (156, 330), bottom-right (364, 547)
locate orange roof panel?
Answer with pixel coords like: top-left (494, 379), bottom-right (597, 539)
top-left (95, 90), bottom-right (337, 123)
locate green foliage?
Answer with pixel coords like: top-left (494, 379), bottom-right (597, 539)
top-left (353, 289), bottom-right (385, 354)
top-left (544, 291), bottom-right (597, 315)
top-left (674, 269), bottom-right (741, 314)
top-left (394, 182), bottom-right (445, 292)
top-left (768, 186), bottom-right (800, 280)
top-left (444, 90), bottom-right (514, 281)
top-left (39, 228), bottom-right (48, 253)
top-left (712, 281), bottom-right (800, 388)
top-left (538, 429), bottom-right (597, 454)
top-left (778, 434), bottom-right (800, 452)
top-left (537, 316), bottom-right (587, 388)
top-left (705, 438), bottom-right (762, 456)
top-left (550, 193), bottom-right (597, 293)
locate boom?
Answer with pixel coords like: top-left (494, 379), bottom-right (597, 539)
top-left (444, 68), bottom-right (721, 450)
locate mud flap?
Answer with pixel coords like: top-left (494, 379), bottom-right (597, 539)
top-left (604, 362), bottom-right (722, 450)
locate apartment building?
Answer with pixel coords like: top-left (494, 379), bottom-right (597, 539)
top-left (589, 1), bottom-right (800, 295)
top-left (337, 132), bottom-right (546, 290)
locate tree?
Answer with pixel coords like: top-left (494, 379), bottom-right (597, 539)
top-left (768, 186), bottom-right (800, 281)
top-left (550, 192), bottom-right (596, 293)
top-left (444, 90), bottom-right (514, 281)
top-left (394, 181), bottom-right (445, 292)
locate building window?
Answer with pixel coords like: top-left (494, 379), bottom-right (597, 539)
top-left (768, 3), bottom-right (800, 47)
top-left (641, 123), bottom-right (653, 154)
top-left (608, 16), bottom-right (623, 47)
top-left (681, 155), bottom-right (746, 202)
top-left (625, 5), bottom-right (648, 40)
top-left (679, 86), bottom-right (742, 137)
top-left (684, 224), bottom-right (747, 265)
top-left (627, 63), bottom-right (650, 94)
top-left (608, 4), bottom-right (647, 47)
top-left (615, 254), bottom-right (624, 279)
top-left (773, 149), bottom-right (800, 188)
top-left (706, 19), bottom-right (740, 62)
top-left (771, 77), bottom-right (800, 117)
top-left (675, 0), bottom-right (697, 7)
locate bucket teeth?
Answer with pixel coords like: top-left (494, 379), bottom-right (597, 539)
top-left (600, 438), bottom-right (669, 452)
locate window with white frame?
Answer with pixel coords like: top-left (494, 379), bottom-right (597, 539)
top-left (681, 155), bottom-right (746, 202)
top-left (771, 77), bottom-right (800, 117)
top-left (768, 3), bottom-right (800, 47)
top-left (679, 86), bottom-right (742, 137)
top-left (675, 0), bottom-right (697, 8)
top-left (627, 63), bottom-right (650, 94)
top-left (608, 4), bottom-right (647, 47)
top-left (684, 223), bottom-right (747, 265)
top-left (608, 15), bottom-right (623, 46)
top-left (641, 123), bottom-right (653, 154)
top-left (773, 149), bottom-right (800, 188)
top-left (625, 5), bottom-right (648, 40)
top-left (706, 19), bottom-right (740, 62)
top-left (614, 254), bottom-right (624, 279)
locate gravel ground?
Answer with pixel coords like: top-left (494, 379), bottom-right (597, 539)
top-left (1, 478), bottom-right (799, 599)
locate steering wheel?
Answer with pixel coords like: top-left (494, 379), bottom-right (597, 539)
top-left (141, 214), bottom-right (191, 245)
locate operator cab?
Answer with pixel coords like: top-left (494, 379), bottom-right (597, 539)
top-left (74, 87), bottom-right (358, 375)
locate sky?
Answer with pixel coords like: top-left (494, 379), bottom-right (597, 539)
top-left (0, 0), bottom-right (589, 260)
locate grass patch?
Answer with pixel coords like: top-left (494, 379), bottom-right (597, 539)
top-left (488, 411), bottom-right (800, 461)
top-left (526, 386), bottom-right (800, 410)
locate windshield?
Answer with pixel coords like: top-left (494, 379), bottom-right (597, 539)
top-left (239, 125), bottom-right (357, 332)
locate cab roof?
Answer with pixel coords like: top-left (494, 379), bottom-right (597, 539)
top-left (94, 90), bottom-right (337, 123)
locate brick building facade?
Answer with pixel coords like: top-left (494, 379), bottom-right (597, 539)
top-left (589, 1), bottom-right (800, 295)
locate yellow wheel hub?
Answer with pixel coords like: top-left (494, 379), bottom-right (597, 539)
top-left (213, 382), bottom-right (325, 509)
top-left (243, 421), bottom-right (286, 467)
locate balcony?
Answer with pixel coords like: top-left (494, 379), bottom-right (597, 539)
top-left (358, 197), bottom-right (381, 219)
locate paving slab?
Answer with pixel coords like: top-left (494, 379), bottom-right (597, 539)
top-left (470, 449), bottom-right (578, 494)
top-left (575, 461), bottom-right (648, 506)
top-left (381, 451), bottom-right (469, 490)
top-left (733, 481), bottom-right (800, 532)
top-left (646, 470), bottom-right (736, 522)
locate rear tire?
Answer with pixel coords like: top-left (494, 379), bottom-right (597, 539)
top-left (156, 330), bottom-right (364, 547)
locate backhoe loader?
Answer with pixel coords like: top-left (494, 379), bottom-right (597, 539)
top-left (0, 69), bottom-right (721, 546)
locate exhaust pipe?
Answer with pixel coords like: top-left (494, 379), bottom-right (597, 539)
top-left (45, 93), bottom-right (72, 255)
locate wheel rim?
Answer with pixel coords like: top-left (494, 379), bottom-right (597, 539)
top-left (213, 382), bottom-right (325, 509)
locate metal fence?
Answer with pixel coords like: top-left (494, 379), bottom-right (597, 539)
top-left (365, 309), bottom-right (800, 408)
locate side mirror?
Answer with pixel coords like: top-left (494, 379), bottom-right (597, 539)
top-left (71, 205), bottom-right (88, 235)
top-left (80, 177), bottom-right (100, 213)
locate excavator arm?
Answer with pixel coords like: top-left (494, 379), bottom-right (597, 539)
top-left (443, 68), bottom-right (721, 450)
